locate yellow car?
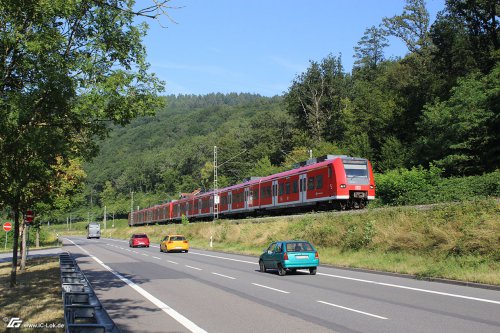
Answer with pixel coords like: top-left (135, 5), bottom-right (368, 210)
top-left (160, 235), bottom-right (189, 253)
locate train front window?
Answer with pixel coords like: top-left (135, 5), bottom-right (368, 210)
top-left (343, 161), bottom-right (369, 181)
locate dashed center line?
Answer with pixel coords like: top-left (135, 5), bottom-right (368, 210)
top-left (186, 265), bottom-right (202, 271)
top-left (317, 300), bottom-right (388, 320)
top-left (167, 260), bottom-right (179, 265)
top-left (211, 272), bottom-right (236, 280)
top-left (252, 283), bottom-right (290, 294)
top-left (152, 256), bottom-right (161, 260)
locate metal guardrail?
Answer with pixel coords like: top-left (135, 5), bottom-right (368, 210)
top-left (59, 252), bottom-right (121, 333)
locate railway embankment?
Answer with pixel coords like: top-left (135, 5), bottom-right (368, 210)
top-left (55, 198), bottom-right (500, 285)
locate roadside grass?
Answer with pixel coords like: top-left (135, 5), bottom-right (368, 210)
top-left (0, 256), bottom-right (64, 330)
top-left (0, 231), bottom-right (61, 253)
top-left (53, 198), bottom-right (500, 285)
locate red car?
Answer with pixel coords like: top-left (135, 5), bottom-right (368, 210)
top-left (129, 233), bottom-right (150, 248)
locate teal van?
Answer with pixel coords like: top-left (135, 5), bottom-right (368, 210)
top-left (259, 240), bottom-right (319, 276)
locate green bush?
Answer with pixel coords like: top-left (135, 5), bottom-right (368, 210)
top-left (375, 167), bottom-right (500, 205)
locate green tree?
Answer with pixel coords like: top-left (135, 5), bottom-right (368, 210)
top-left (0, 0), bottom-right (167, 287)
top-left (284, 55), bottom-right (348, 143)
top-left (354, 25), bottom-right (389, 70)
top-left (382, 0), bottom-right (432, 56)
top-left (417, 64), bottom-right (500, 175)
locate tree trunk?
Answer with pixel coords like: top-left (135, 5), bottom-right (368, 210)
top-left (36, 226), bottom-right (40, 248)
top-left (10, 208), bottom-right (20, 287)
top-left (20, 222), bottom-right (27, 271)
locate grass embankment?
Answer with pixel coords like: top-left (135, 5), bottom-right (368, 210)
top-left (0, 256), bottom-right (64, 330)
top-left (55, 198), bottom-right (500, 285)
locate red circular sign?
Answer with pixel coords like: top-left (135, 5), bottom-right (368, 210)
top-left (3, 222), bottom-right (12, 232)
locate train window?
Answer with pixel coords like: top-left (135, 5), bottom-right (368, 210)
top-left (254, 189), bottom-right (259, 199)
top-left (267, 186), bottom-right (271, 197)
top-left (328, 166), bottom-right (332, 178)
top-left (293, 180), bottom-right (298, 193)
top-left (316, 175), bottom-right (323, 189)
top-left (285, 182), bottom-right (290, 194)
top-left (279, 183), bottom-right (284, 196)
top-left (308, 177), bottom-right (315, 190)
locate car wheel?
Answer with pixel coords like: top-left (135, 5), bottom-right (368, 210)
top-left (309, 267), bottom-right (317, 275)
top-left (277, 264), bottom-right (286, 276)
top-left (259, 260), bottom-right (266, 273)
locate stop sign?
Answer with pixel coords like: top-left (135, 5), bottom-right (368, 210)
top-left (3, 222), bottom-right (12, 232)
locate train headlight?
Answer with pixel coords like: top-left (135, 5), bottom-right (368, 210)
top-left (340, 184), bottom-right (346, 188)
top-left (370, 185), bottom-right (374, 189)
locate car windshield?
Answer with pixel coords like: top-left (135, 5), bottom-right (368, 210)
top-left (170, 236), bottom-right (185, 241)
top-left (286, 242), bottom-right (313, 252)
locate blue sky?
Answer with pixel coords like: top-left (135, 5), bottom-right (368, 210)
top-left (141, 0), bottom-right (445, 97)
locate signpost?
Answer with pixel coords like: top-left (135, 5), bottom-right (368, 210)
top-left (3, 222), bottom-right (12, 250)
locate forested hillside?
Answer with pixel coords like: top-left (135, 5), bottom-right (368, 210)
top-left (47, 0), bottom-right (499, 221)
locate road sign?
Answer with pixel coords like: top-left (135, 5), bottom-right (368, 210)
top-left (3, 222), bottom-right (12, 232)
top-left (25, 210), bottom-right (34, 224)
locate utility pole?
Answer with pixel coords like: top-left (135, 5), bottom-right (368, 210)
top-left (213, 146), bottom-right (218, 220)
top-left (104, 205), bottom-right (107, 230)
top-left (130, 191), bottom-right (134, 225)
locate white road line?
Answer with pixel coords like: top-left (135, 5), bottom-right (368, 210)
top-left (317, 272), bottom-right (500, 305)
top-left (65, 238), bottom-right (207, 333)
top-left (152, 256), bottom-right (161, 260)
top-left (317, 300), bottom-right (388, 320)
top-left (211, 272), bottom-right (236, 280)
top-left (186, 265), bottom-right (202, 271)
top-left (252, 283), bottom-right (290, 294)
top-left (126, 249), bottom-right (131, 252)
top-left (141, 254), bottom-right (148, 257)
top-left (190, 251), bottom-right (257, 265)
top-left (132, 251), bottom-right (139, 254)
top-left (167, 260), bottom-right (179, 265)
top-left (91, 238), bottom-right (500, 305)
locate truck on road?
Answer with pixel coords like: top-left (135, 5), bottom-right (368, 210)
top-left (86, 222), bottom-right (101, 239)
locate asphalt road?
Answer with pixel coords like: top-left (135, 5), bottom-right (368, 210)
top-left (62, 237), bottom-right (500, 333)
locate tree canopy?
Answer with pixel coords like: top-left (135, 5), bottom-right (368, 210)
top-left (0, 0), bottom-right (166, 286)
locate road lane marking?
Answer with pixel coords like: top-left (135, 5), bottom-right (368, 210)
top-left (65, 238), bottom-right (207, 333)
top-left (90, 238), bottom-right (500, 305)
top-left (211, 272), bottom-right (236, 280)
top-left (186, 265), bottom-right (202, 271)
top-left (167, 260), bottom-right (179, 265)
top-left (132, 251), bottom-right (139, 254)
top-left (252, 283), bottom-right (290, 294)
top-left (152, 256), bottom-right (161, 260)
top-left (141, 253), bottom-right (148, 257)
top-left (317, 272), bottom-right (500, 305)
top-left (317, 300), bottom-right (388, 320)
top-left (190, 251), bottom-right (257, 265)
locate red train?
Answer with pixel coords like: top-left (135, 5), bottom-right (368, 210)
top-left (128, 155), bottom-right (375, 226)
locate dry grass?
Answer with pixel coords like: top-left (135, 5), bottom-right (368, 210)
top-left (0, 256), bottom-right (64, 329)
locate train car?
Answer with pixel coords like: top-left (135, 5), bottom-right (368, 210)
top-left (128, 154), bottom-right (375, 226)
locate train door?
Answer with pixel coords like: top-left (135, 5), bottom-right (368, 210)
top-left (244, 187), bottom-right (250, 210)
top-left (299, 173), bottom-right (307, 203)
top-left (198, 199), bottom-right (202, 216)
top-left (185, 202), bottom-right (189, 218)
top-left (228, 192), bottom-right (232, 212)
top-left (272, 179), bottom-right (278, 206)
